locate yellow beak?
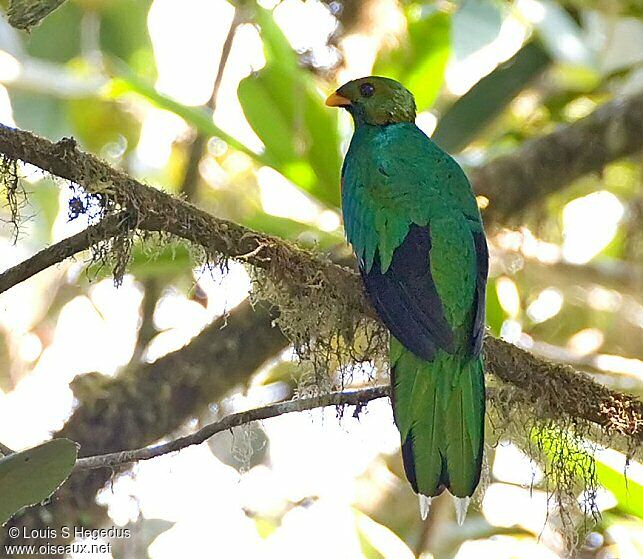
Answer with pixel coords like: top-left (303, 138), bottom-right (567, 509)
top-left (325, 92), bottom-right (351, 107)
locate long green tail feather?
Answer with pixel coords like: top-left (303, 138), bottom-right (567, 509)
top-left (391, 338), bottom-right (485, 498)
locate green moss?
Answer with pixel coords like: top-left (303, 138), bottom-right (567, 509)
top-left (249, 267), bottom-right (388, 398)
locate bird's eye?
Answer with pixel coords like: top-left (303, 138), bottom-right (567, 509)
top-left (359, 83), bottom-right (375, 97)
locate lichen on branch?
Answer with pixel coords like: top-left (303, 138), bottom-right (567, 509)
top-left (1, 116), bottom-right (642, 550)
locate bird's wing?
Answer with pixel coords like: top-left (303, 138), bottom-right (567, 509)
top-left (342, 123), bottom-right (481, 272)
top-left (427, 214), bottom-right (482, 348)
top-left (342, 124), bottom-right (487, 359)
top-left (360, 223), bottom-right (455, 360)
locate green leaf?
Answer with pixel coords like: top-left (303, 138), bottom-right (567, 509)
top-left (238, 7), bottom-right (342, 207)
top-left (0, 439), bottom-right (78, 525)
top-left (452, 0), bottom-right (502, 60)
top-left (354, 509), bottom-right (414, 559)
top-left (207, 422), bottom-right (269, 472)
top-left (107, 64), bottom-right (273, 169)
top-left (432, 40), bottom-right (551, 152)
top-left (87, 241), bottom-right (194, 282)
top-left (128, 243), bottom-right (193, 279)
top-left (238, 68), bottom-right (301, 167)
top-left (29, 177), bottom-right (60, 244)
top-left (485, 277), bottom-right (505, 336)
top-left (243, 210), bottom-right (343, 250)
top-left (253, 4), bottom-right (298, 68)
top-left (593, 448), bottom-right (643, 519)
top-left (374, 9), bottom-right (451, 111)
top-left (100, 0), bottom-right (156, 79)
top-left (10, 91), bottom-right (73, 140)
top-left (23, 0), bottom-right (81, 63)
top-left (238, 69), bottom-right (341, 207)
top-left (66, 92), bottom-right (141, 156)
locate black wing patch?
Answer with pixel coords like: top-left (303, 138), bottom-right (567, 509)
top-left (360, 224), bottom-right (454, 360)
top-left (471, 230), bottom-right (488, 357)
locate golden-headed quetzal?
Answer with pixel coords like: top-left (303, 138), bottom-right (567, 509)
top-left (326, 76), bottom-right (488, 521)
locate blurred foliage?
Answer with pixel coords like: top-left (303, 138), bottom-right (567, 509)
top-left (23, 1), bottom-right (82, 63)
top-left (374, 8), bottom-right (451, 111)
top-left (238, 6), bottom-right (342, 206)
top-left (432, 40), bottom-right (552, 152)
top-left (0, 0), bottom-right (642, 556)
top-left (109, 68), bottom-right (267, 165)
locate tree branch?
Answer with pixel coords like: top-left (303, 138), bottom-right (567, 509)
top-left (1, 90), bottom-right (641, 293)
top-left (2, 298), bottom-right (289, 548)
top-left (0, 125), bottom-right (360, 308)
top-left (7, 0), bottom-right (67, 31)
top-left (0, 122), bottom-right (641, 444)
top-left (470, 90), bottom-right (643, 225)
top-left (483, 336), bottom-right (642, 442)
top-left (75, 386), bottom-right (389, 471)
top-left (59, 299), bottom-right (288, 458)
top-left (0, 211), bottom-right (132, 294)
top-left (0, 441), bottom-right (15, 455)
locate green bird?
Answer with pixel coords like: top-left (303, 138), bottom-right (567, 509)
top-left (327, 77), bottom-right (488, 520)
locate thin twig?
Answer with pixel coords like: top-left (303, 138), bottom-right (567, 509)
top-left (209, 9), bottom-right (242, 112)
top-left (178, 9), bottom-right (242, 199)
top-left (75, 386), bottom-right (390, 470)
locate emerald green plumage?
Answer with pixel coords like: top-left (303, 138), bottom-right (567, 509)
top-left (391, 342), bottom-right (485, 496)
top-left (329, 76), bottom-right (488, 500)
top-left (342, 123), bottom-right (482, 274)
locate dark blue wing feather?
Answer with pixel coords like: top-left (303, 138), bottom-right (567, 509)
top-left (471, 231), bottom-right (488, 356)
top-left (360, 224), bottom-right (454, 360)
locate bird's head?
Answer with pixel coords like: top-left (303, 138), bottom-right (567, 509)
top-left (325, 76), bottom-right (416, 126)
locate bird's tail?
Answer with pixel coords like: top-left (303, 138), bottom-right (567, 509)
top-left (390, 338), bottom-right (485, 498)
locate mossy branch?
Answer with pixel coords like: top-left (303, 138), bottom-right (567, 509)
top-left (0, 123), bottom-right (641, 446)
top-left (470, 89), bottom-right (643, 224)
